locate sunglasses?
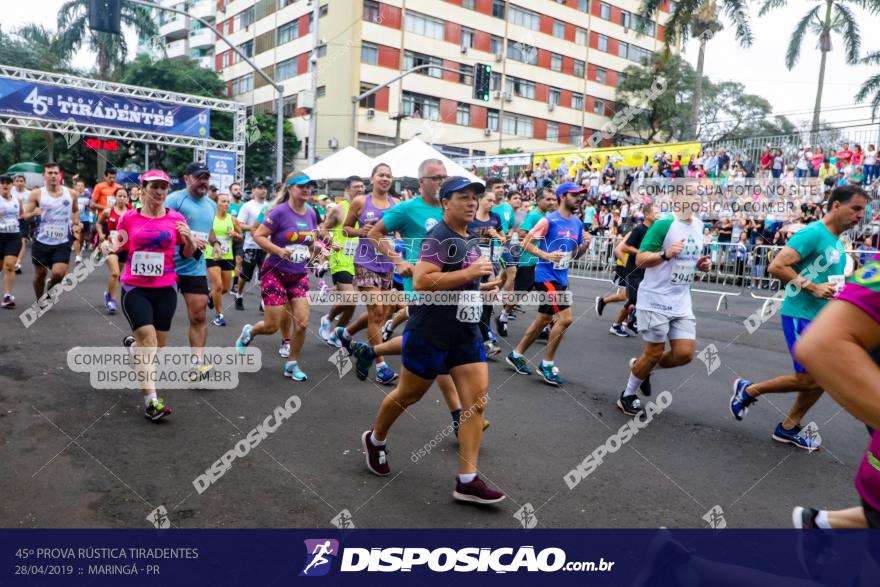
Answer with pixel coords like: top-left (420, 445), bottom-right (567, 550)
top-left (422, 175), bottom-right (448, 182)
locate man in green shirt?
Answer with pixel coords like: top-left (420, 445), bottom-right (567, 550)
top-left (730, 185), bottom-right (869, 450)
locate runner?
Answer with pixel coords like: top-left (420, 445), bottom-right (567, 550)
top-left (597, 236), bottom-right (633, 337)
top-left (73, 178), bottom-right (92, 264)
top-left (164, 162), bottom-right (219, 373)
top-left (505, 182), bottom-right (589, 386)
top-left (338, 163), bottom-right (399, 385)
top-left (235, 173), bottom-right (321, 382)
top-left (0, 175), bottom-right (22, 308)
top-left (89, 168), bottom-right (121, 219)
top-left (96, 187), bottom-right (131, 314)
top-left (360, 176), bottom-right (505, 504)
top-left (489, 178), bottom-right (517, 322)
top-left (317, 175), bottom-right (362, 347)
top-left (23, 162), bottom-right (81, 303)
top-left (617, 188), bottom-right (711, 416)
top-left (115, 170), bottom-right (195, 421)
top-left (496, 186), bottom-right (557, 337)
top-left (12, 173), bottom-right (28, 274)
top-left (793, 251), bottom-right (880, 529)
top-left (730, 185), bottom-right (869, 449)
top-left (228, 182), bottom-right (245, 281)
top-left (206, 194), bottom-right (242, 326)
top-left (468, 186), bottom-right (505, 358)
top-left (234, 180), bottom-right (270, 311)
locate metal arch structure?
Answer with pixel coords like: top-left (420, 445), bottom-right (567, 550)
top-left (0, 65), bottom-right (247, 181)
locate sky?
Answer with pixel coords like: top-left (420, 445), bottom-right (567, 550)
top-left (6, 1), bottom-right (880, 131)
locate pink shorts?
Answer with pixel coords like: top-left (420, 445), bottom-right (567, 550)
top-left (260, 267), bottom-right (310, 306)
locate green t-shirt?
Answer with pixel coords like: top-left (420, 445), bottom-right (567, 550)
top-left (492, 202), bottom-right (515, 234)
top-left (382, 196), bottom-right (443, 291)
top-left (781, 221), bottom-right (846, 320)
top-left (517, 209), bottom-right (547, 267)
top-left (229, 200), bottom-right (243, 219)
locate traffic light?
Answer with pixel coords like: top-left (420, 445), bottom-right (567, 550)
top-left (473, 63), bottom-right (492, 102)
top-left (89, 0), bottom-right (122, 35)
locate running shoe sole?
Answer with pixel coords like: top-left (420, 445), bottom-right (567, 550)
top-left (791, 506), bottom-right (807, 529)
top-left (617, 398), bottom-right (641, 416)
top-left (771, 433), bottom-right (820, 451)
top-left (361, 430), bottom-right (390, 477)
top-left (540, 372), bottom-right (561, 386)
top-left (452, 490), bottom-right (506, 505)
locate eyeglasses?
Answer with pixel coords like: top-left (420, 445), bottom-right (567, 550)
top-left (422, 175), bottom-right (448, 182)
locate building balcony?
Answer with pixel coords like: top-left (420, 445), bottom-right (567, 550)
top-left (165, 39), bottom-right (188, 60)
top-left (189, 28), bottom-right (215, 50)
top-left (189, 0), bottom-right (216, 22)
top-left (159, 16), bottom-right (188, 41)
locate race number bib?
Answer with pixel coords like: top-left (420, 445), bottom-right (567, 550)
top-left (343, 239), bottom-right (357, 257)
top-left (553, 253), bottom-right (572, 270)
top-left (220, 238), bottom-right (231, 256)
top-left (107, 197), bottom-right (116, 207)
top-left (285, 244), bottom-right (310, 264)
top-left (192, 231), bottom-right (209, 248)
top-left (671, 260), bottom-right (696, 285)
top-left (456, 291), bottom-right (482, 324)
top-left (0, 216), bottom-right (17, 233)
top-left (40, 224), bottom-right (67, 241)
top-left (130, 251), bottom-right (164, 276)
top-left (480, 246), bottom-right (501, 262)
top-left (109, 230), bottom-right (119, 242)
top-left (828, 275), bottom-right (845, 294)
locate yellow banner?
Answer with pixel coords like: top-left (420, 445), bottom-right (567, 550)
top-left (534, 142), bottom-right (702, 176)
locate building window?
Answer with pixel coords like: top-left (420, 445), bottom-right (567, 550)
top-left (598, 34), bottom-right (608, 52)
top-left (461, 27), bottom-right (475, 49)
top-left (578, 0), bottom-right (589, 12)
top-left (575, 27), bottom-right (588, 46)
top-left (549, 88), bottom-right (560, 105)
top-left (363, 0), bottom-right (381, 23)
top-left (502, 113), bottom-right (533, 137)
top-left (404, 51), bottom-right (442, 77)
top-left (552, 20), bottom-right (565, 38)
top-left (277, 57), bottom-right (297, 80)
top-left (572, 93), bottom-right (583, 110)
top-left (570, 126), bottom-right (582, 144)
top-left (402, 92), bottom-right (440, 120)
top-left (239, 40), bottom-right (254, 58)
top-left (232, 73), bottom-right (254, 95)
top-left (505, 76), bottom-right (536, 99)
top-left (621, 10), bottom-right (631, 29)
top-left (487, 108), bottom-right (499, 131)
top-left (320, 4), bottom-right (328, 17)
top-left (490, 35), bottom-right (503, 55)
top-left (405, 12), bottom-right (445, 40)
top-left (283, 96), bottom-right (297, 117)
top-left (492, 0), bottom-right (505, 19)
top-left (490, 71), bottom-right (501, 90)
top-left (593, 98), bottom-right (605, 115)
top-left (634, 16), bottom-right (656, 36)
top-left (618, 41), bottom-right (629, 59)
top-left (507, 40), bottom-right (538, 65)
top-left (573, 59), bottom-right (585, 77)
top-left (462, 0), bottom-right (476, 8)
top-left (546, 122), bottom-right (558, 142)
top-left (509, 6), bottom-right (540, 30)
top-left (316, 44), bottom-right (327, 57)
top-left (359, 83), bottom-right (377, 108)
top-left (316, 86), bottom-right (326, 98)
top-left (361, 42), bottom-right (378, 65)
top-left (459, 64), bottom-right (474, 84)
top-left (629, 45), bottom-right (652, 64)
top-left (600, 2), bottom-right (611, 20)
top-left (236, 6), bottom-right (255, 28)
top-left (550, 53), bottom-right (562, 72)
top-left (277, 20), bottom-right (298, 44)
top-left (456, 103), bottom-right (471, 126)
top-left (595, 66), bottom-right (607, 84)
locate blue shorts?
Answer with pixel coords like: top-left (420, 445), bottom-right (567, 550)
top-left (401, 330), bottom-right (486, 380)
top-left (781, 315), bottom-right (811, 373)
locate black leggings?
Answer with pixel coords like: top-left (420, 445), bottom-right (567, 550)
top-left (479, 304), bottom-right (493, 342)
top-left (121, 286), bottom-right (178, 332)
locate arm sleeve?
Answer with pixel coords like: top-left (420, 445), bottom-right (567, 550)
top-left (640, 217), bottom-right (674, 253)
top-left (528, 217), bottom-right (550, 239)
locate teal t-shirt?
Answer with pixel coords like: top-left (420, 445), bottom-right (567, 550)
top-left (780, 221), bottom-right (846, 320)
top-left (382, 196), bottom-right (443, 291)
top-left (229, 200), bottom-right (243, 219)
top-left (517, 209), bottom-right (547, 267)
top-left (492, 202), bottom-right (515, 234)
top-left (165, 189), bottom-right (217, 277)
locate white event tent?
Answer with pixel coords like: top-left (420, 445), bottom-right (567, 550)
top-left (374, 139), bottom-right (482, 183)
top-left (301, 146), bottom-right (376, 180)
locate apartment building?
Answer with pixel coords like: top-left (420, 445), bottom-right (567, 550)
top-left (145, 0), bottom-right (218, 70)
top-left (214, 0), bottom-right (676, 168)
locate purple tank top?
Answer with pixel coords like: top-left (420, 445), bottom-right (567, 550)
top-left (354, 195), bottom-right (395, 273)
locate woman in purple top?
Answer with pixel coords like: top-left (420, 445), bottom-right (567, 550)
top-left (235, 173), bottom-right (322, 382)
top-left (795, 253), bottom-right (880, 537)
top-left (339, 163), bottom-right (399, 384)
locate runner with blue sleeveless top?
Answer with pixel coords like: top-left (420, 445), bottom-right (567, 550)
top-left (506, 182), bottom-right (589, 386)
top-left (338, 163), bottom-right (399, 385)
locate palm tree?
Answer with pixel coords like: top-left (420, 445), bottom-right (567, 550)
top-left (760, 0), bottom-right (880, 136)
top-left (57, 0), bottom-right (159, 80)
top-left (855, 51), bottom-right (880, 120)
top-left (638, 0), bottom-right (752, 140)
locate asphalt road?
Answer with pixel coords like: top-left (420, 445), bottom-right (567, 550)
top-left (0, 252), bottom-right (868, 530)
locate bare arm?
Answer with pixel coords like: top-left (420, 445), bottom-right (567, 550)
top-left (253, 224), bottom-right (287, 258)
top-left (22, 189), bottom-right (41, 220)
top-left (769, 246), bottom-right (834, 298)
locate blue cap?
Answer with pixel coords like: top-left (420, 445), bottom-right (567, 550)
top-left (555, 182), bottom-right (587, 198)
top-left (286, 173), bottom-right (317, 187)
top-left (439, 176), bottom-right (485, 199)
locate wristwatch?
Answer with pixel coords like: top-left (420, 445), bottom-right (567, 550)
top-left (659, 250), bottom-right (670, 261)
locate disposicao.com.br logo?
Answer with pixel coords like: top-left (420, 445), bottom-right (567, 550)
top-left (299, 541), bottom-right (615, 575)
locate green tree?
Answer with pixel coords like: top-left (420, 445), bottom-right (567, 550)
top-left (57, 0), bottom-right (158, 80)
top-left (855, 50), bottom-right (880, 120)
top-left (759, 0), bottom-right (880, 135)
top-left (637, 0), bottom-right (753, 139)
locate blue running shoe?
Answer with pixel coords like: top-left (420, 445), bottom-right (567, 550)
top-left (539, 364), bottom-right (562, 386)
top-left (335, 326), bottom-right (352, 354)
top-left (212, 314), bottom-right (226, 327)
top-left (235, 324), bottom-right (253, 354)
top-left (772, 423), bottom-right (820, 451)
top-left (505, 352), bottom-right (532, 375)
top-left (283, 361), bottom-right (308, 381)
top-left (351, 341), bottom-right (376, 381)
top-left (376, 365), bottom-right (398, 385)
top-left (730, 378), bottom-right (756, 420)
